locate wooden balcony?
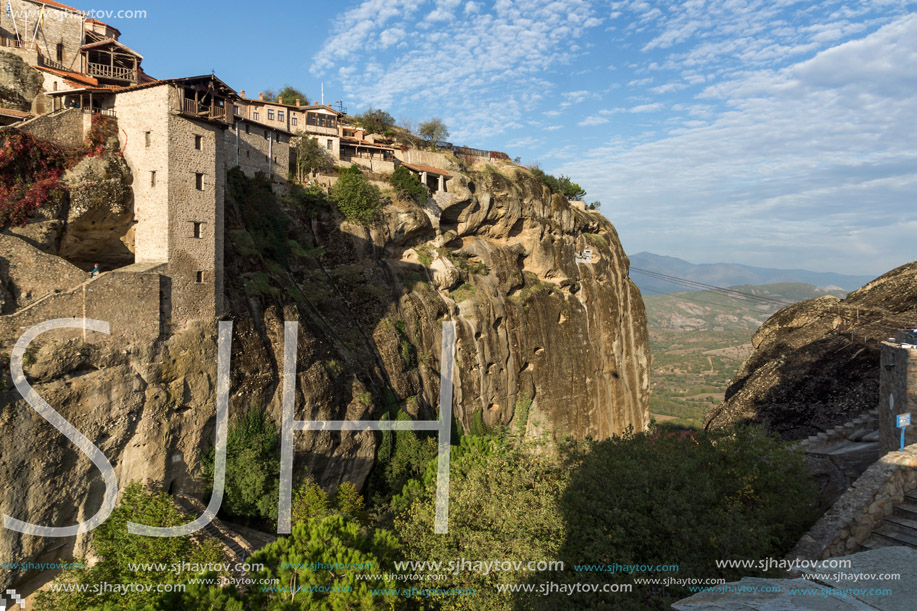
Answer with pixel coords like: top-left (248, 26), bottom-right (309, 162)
top-left (180, 98), bottom-right (229, 124)
top-left (0, 36), bottom-right (25, 49)
top-left (87, 62), bottom-right (137, 82)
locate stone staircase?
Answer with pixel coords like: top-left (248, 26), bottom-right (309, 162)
top-left (862, 490), bottom-right (917, 550)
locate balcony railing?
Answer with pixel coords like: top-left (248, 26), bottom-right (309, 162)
top-left (181, 98), bottom-right (228, 123)
top-left (1, 36), bottom-right (24, 49)
top-left (87, 62), bottom-right (137, 82)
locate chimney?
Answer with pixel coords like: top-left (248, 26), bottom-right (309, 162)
top-left (258, 92), bottom-right (263, 101)
top-left (295, 98), bottom-right (300, 107)
top-left (240, 90), bottom-right (245, 98)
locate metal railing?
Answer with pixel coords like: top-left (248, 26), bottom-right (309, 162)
top-left (87, 62), bottom-right (136, 82)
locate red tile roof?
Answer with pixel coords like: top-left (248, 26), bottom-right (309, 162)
top-left (35, 65), bottom-right (100, 87)
top-left (31, 0), bottom-right (83, 14)
top-left (401, 162), bottom-right (451, 177)
top-left (340, 136), bottom-right (396, 151)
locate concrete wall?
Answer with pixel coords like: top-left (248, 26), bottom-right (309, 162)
top-left (0, 269), bottom-right (162, 351)
top-left (880, 341), bottom-right (917, 454)
top-left (394, 148), bottom-right (458, 172)
top-left (14, 107), bottom-right (88, 148)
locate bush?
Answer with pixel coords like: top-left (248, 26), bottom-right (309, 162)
top-left (202, 404), bottom-right (280, 523)
top-left (0, 131), bottom-right (76, 228)
top-left (292, 136), bottom-right (333, 181)
top-left (330, 165), bottom-right (381, 224)
top-left (389, 165), bottom-right (427, 204)
top-left (34, 483), bottom-right (224, 611)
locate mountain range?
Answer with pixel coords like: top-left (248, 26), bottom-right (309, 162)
top-left (629, 252), bottom-right (874, 295)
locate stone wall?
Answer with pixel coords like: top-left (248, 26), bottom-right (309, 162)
top-left (166, 90), bottom-right (226, 326)
top-left (787, 446), bottom-right (917, 561)
top-left (0, 268), bottom-right (162, 351)
top-left (114, 84), bottom-right (171, 264)
top-left (880, 340), bottom-right (917, 454)
top-left (394, 148), bottom-right (458, 171)
top-left (2, 0), bottom-right (84, 72)
top-left (13, 106), bottom-right (88, 147)
top-left (0, 233), bottom-right (85, 311)
top-left (227, 120), bottom-right (291, 180)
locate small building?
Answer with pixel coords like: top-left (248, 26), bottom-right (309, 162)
top-left (228, 117), bottom-right (293, 180)
top-left (0, 107), bottom-right (34, 126)
top-left (237, 94), bottom-right (343, 159)
top-left (401, 162), bottom-right (451, 192)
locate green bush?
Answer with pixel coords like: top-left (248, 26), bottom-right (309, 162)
top-left (389, 165), bottom-right (427, 204)
top-left (330, 165), bottom-right (381, 224)
top-left (202, 404), bottom-right (280, 523)
top-left (34, 483), bottom-right (224, 611)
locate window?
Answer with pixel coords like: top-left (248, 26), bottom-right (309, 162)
top-left (327, 139), bottom-right (333, 150)
top-left (194, 135), bottom-right (202, 150)
top-left (306, 113), bottom-right (337, 129)
top-left (195, 173), bottom-right (204, 190)
top-left (275, 132), bottom-right (281, 142)
top-left (56, 43), bottom-right (63, 62)
top-left (278, 111), bottom-right (285, 122)
top-left (192, 222), bottom-right (202, 238)
top-left (150, 171), bottom-right (156, 187)
top-left (233, 105), bottom-right (240, 115)
top-left (245, 124), bottom-right (250, 134)
top-left (195, 271), bottom-right (204, 283)
top-left (253, 111), bottom-right (259, 120)
top-left (267, 109), bottom-right (275, 121)
top-left (263, 130), bottom-right (268, 139)
top-left (145, 131), bottom-right (151, 147)
top-left (291, 116), bottom-right (298, 126)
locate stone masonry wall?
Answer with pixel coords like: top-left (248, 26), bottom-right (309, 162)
top-left (0, 269), bottom-right (161, 351)
top-left (167, 90), bottom-right (225, 325)
top-left (114, 85), bottom-right (171, 263)
top-left (227, 120), bottom-right (291, 181)
top-left (2, 0), bottom-right (83, 72)
top-left (13, 106), bottom-right (88, 148)
top-left (0, 233), bottom-right (85, 310)
top-left (788, 446), bottom-right (917, 561)
top-left (880, 341), bottom-right (917, 454)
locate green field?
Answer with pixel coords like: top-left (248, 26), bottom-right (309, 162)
top-left (644, 283), bottom-right (846, 429)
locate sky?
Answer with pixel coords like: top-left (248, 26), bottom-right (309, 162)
top-left (86, 0), bottom-right (916, 276)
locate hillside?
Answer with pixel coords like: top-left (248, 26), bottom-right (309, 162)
top-left (706, 261), bottom-right (917, 440)
top-left (631, 252), bottom-right (873, 295)
top-left (646, 283), bottom-right (847, 429)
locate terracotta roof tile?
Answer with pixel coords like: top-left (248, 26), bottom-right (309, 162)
top-left (401, 162), bottom-right (451, 177)
top-left (35, 65), bottom-right (100, 87)
top-left (0, 108), bottom-right (35, 119)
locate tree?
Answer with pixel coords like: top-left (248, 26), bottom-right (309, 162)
top-left (330, 165), bottom-right (382, 224)
top-left (278, 85), bottom-right (308, 106)
top-left (556, 175), bottom-right (586, 200)
top-left (389, 165), bottom-right (427, 204)
top-left (262, 88), bottom-right (278, 102)
top-left (293, 136), bottom-right (333, 181)
top-left (418, 118), bottom-right (449, 147)
top-left (33, 483), bottom-right (225, 611)
top-left (202, 404), bottom-right (280, 523)
top-left (358, 108), bottom-right (394, 135)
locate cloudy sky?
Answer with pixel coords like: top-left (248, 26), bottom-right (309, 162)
top-left (107, 1), bottom-right (915, 275)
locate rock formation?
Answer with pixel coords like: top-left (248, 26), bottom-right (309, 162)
top-left (0, 51), bottom-right (43, 112)
top-left (706, 262), bottom-right (917, 440)
top-left (0, 160), bottom-right (650, 590)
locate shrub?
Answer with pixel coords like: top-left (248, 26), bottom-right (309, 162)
top-left (0, 131), bottom-right (76, 228)
top-left (330, 165), bottom-right (382, 224)
top-left (202, 404), bottom-right (280, 523)
top-left (86, 113), bottom-right (118, 156)
top-left (34, 483), bottom-right (224, 611)
top-left (389, 165), bottom-right (427, 204)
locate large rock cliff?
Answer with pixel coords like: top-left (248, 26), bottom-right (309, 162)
top-left (705, 262), bottom-right (917, 439)
top-left (0, 160), bottom-right (650, 590)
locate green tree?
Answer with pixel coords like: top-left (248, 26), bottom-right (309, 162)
top-left (330, 165), bottom-right (382, 224)
top-left (291, 476), bottom-right (330, 525)
top-left (418, 118), bottom-right (449, 147)
top-left (34, 483), bottom-right (224, 611)
top-left (293, 136), bottom-right (333, 181)
top-left (278, 85), bottom-right (309, 106)
top-left (389, 165), bottom-right (427, 204)
top-left (556, 175), bottom-right (586, 200)
top-left (358, 108), bottom-right (395, 135)
top-left (202, 404), bottom-right (280, 522)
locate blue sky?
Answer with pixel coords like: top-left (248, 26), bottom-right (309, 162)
top-left (92, 0), bottom-right (916, 276)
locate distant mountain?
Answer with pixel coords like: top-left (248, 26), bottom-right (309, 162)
top-left (644, 282), bottom-right (848, 332)
top-left (629, 252), bottom-right (873, 295)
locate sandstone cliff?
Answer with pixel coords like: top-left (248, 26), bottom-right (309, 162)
top-left (0, 159), bottom-right (649, 590)
top-left (705, 262), bottom-right (917, 439)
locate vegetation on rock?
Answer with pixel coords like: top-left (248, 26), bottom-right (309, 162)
top-left (330, 165), bottom-right (382, 224)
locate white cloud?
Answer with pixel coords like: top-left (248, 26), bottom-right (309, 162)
top-left (579, 116), bottom-right (610, 126)
top-left (629, 102), bottom-right (663, 112)
top-left (559, 15), bottom-right (917, 275)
